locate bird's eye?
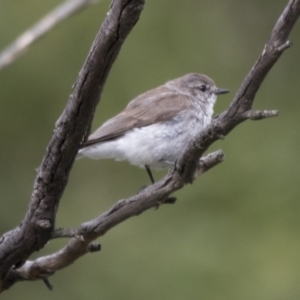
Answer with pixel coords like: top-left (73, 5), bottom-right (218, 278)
top-left (199, 85), bottom-right (207, 92)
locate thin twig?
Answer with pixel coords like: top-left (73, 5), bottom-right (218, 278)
top-left (0, 0), bottom-right (97, 71)
top-left (245, 110), bottom-right (279, 120)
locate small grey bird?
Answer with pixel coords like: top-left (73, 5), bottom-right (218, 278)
top-left (77, 73), bottom-right (229, 183)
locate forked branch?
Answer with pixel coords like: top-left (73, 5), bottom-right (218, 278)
top-left (0, 0), bottom-right (145, 292)
top-left (177, 0), bottom-right (300, 184)
top-left (0, 0), bottom-right (299, 293)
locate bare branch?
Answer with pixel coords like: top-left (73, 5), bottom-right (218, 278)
top-left (1, 0), bottom-right (299, 293)
top-left (0, 0), bottom-right (145, 292)
top-left (245, 109), bottom-right (279, 120)
top-left (51, 227), bottom-right (81, 239)
top-left (0, 0), bottom-right (97, 71)
top-left (2, 150), bottom-right (223, 285)
top-left (177, 0), bottom-right (300, 184)
top-left (194, 150), bottom-right (225, 178)
top-left (274, 40), bottom-right (293, 52)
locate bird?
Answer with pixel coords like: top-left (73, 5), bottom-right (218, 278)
top-left (77, 73), bottom-right (229, 183)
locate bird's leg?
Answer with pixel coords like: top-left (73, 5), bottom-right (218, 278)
top-left (137, 166), bottom-right (154, 194)
top-left (145, 165), bottom-right (155, 184)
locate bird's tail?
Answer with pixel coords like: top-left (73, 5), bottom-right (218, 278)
top-left (75, 149), bottom-right (84, 160)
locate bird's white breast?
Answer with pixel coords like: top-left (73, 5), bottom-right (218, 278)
top-left (80, 99), bottom-right (216, 169)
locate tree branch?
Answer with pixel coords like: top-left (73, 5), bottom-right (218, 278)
top-left (0, 0), bottom-right (98, 71)
top-left (245, 109), bottom-right (279, 121)
top-left (0, 0), bottom-right (145, 292)
top-left (1, 0), bottom-right (300, 293)
top-left (177, 0), bottom-right (300, 184)
top-left (1, 150), bottom-right (224, 287)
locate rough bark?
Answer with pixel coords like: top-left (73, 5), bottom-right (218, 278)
top-left (0, 0), bottom-right (145, 292)
top-left (0, 0), bottom-right (299, 293)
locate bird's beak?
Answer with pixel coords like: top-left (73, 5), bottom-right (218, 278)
top-left (214, 87), bottom-right (230, 95)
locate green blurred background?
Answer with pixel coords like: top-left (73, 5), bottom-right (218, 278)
top-left (1, 0), bottom-right (300, 299)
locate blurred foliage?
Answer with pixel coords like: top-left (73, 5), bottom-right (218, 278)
top-left (1, 0), bottom-right (300, 299)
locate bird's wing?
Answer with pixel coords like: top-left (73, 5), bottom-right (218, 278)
top-left (82, 86), bottom-right (191, 147)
